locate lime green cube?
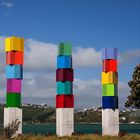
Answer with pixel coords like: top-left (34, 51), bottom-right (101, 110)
top-left (102, 84), bottom-right (118, 96)
top-left (58, 43), bottom-right (72, 55)
top-left (6, 93), bottom-right (21, 107)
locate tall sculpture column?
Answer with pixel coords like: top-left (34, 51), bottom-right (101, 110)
top-left (101, 48), bottom-right (119, 136)
top-left (4, 36), bottom-right (24, 137)
top-left (56, 43), bottom-right (74, 136)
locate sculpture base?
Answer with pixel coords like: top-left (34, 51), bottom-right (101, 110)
top-left (4, 107), bottom-right (22, 138)
top-left (102, 109), bottom-right (119, 136)
top-left (56, 108), bottom-right (74, 137)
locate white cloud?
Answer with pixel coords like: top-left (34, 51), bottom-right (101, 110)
top-left (118, 81), bottom-right (130, 109)
top-left (0, 36), bottom-right (5, 51)
top-left (25, 39), bottom-right (57, 71)
top-left (1, 2), bottom-right (14, 8)
top-left (0, 2), bottom-right (14, 17)
top-left (73, 47), bottom-right (101, 67)
top-left (0, 36), bottom-right (6, 73)
top-left (119, 49), bottom-right (140, 64)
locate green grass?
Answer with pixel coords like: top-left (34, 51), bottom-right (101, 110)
top-left (0, 134), bottom-right (140, 140)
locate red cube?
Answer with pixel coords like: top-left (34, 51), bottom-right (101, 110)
top-left (6, 51), bottom-right (24, 65)
top-left (56, 68), bottom-right (74, 82)
top-left (102, 60), bottom-right (117, 72)
top-left (56, 94), bottom-right (74, 108)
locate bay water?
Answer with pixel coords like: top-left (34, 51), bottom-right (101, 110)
top-left (23, 124), bottom-right (140, 134)
top-left (1, 124), bottom-right (140, 135)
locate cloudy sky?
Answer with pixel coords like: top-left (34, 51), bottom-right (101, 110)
top-left (0, 0), bottom-right (140, 109)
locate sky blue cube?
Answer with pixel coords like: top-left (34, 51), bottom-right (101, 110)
top-left (6, 65), bottom-right (23, 79)
top-left (57, 81), bottom-right (72, 94)
top-left (102, 96), bottom-right (118, 109)
top-left (57, 56), bottom-right (72, 68)
top-left (101, 48), bottom-right (118, 60)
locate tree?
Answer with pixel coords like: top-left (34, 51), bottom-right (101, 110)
top-left (125, 64), bottom-right (140, 108)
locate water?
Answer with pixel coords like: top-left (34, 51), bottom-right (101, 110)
top-left (1, 124), bottom-right (140, 135)
top-left (23, 124), bottom-right (140, 134)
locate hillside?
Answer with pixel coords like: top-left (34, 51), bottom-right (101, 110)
top-left (0, 104), bottom-right (140, 124)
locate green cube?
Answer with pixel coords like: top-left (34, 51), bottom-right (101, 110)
top-left (6, 93), bottom-right (21, 107)
top-left (58, 43), bottom-right (72, 55)
top-left (102, 84), bottom-right (118, 96)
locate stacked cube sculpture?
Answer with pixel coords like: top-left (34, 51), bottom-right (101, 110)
top-left (101, 48), bottom-right (119, 136)
top-left (56, 43), bottom-right (74, 136)
top-left (4, 36), bottom-right (24, 137)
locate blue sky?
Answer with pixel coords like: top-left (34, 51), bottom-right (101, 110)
top-left (0, 0), bottom-right (140, 108)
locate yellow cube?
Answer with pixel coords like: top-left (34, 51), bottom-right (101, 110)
top-left (102, 72), bottom-right (118, 84)
top-left (5, 36), bottom-right (24, 52)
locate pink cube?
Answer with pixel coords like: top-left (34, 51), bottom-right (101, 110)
top-left (7, 79), bottom-right (21, 93)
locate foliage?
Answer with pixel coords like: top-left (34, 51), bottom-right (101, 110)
top-left (75, 110), bottom-right (101, 123)
top-left (125, 64), bottom-right (140, 108)
top-left (22, 106), bottom-right (55, 123)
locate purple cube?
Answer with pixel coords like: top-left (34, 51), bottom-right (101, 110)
top-left (101, 48), bottom-right (118, 60)
top-left (7, 79), bottom-right (21, 93)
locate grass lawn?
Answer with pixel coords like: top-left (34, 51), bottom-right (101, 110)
top-left (0, 134), bottom-right (140, 140)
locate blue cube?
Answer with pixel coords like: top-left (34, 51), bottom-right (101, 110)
top-left (102, 96), bottom-right (118, 109)
top-left (57, 56), bottom-right (72, 68)
top-left (101, 48), bottom-right (118, 60)
top-left (57, 81), bottom-right (73, 94)
top-left (6, 65), bottom-right (23, 79)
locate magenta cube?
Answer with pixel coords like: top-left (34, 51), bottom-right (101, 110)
top-left (7, 79), bottom-right (21, 93)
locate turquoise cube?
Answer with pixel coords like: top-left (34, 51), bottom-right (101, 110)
top-left (57, 82), bottom-right (72, 94)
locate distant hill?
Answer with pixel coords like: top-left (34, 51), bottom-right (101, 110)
top-left (0, 104), bottom-right (140, 124)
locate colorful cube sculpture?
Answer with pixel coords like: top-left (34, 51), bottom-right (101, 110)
top-left (56, 43), bottom-right (74, 136)
top-left (4, 36), bottom-right (24, 137)
top-left (101, 48), bottom-right (119, 136)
